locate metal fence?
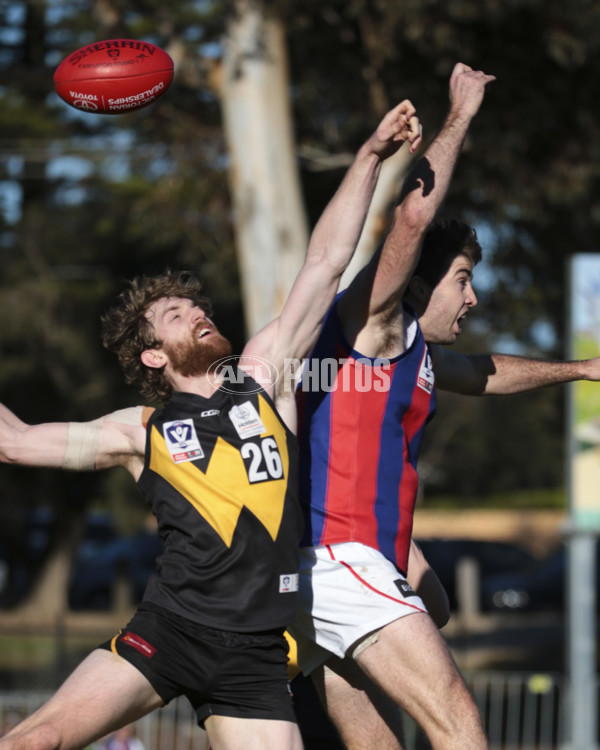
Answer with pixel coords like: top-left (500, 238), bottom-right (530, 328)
top-left (0, 670), bottom-right (592, 750)
top-left (469, 671), bottom-right (567, 749)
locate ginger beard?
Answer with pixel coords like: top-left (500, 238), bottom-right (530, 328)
top-left (164, 325), bottom-right (232, 377)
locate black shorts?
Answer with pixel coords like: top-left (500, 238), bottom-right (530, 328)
top-left (98, 602), bottom-right (296, 726)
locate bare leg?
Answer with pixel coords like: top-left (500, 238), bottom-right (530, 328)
top-left (289, 541), bottom-right (450, 750)
top-left (313, 659), bottom-right (406, 750)
top-left (0, 649), bottom-right (164, 750)
top-left (355, 614), bottom-right (487, 750)
top-left (205, 716), bottom-right (303, 750)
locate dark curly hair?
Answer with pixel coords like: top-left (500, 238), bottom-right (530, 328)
top-left (101, 269), bottom-right (212, 403)
top-left (415, 219), bottom-right (482, 287)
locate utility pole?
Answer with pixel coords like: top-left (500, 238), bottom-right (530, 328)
top-left (565, 254), bottom-right (600, 750)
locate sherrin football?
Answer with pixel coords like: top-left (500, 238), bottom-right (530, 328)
top-left (53, 39), bottom-right (174, 114)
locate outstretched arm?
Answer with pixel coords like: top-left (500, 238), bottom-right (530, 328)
top-left (245, 100), bottom-right (422, 379)
top-left (431, 345), bottom-right (600, 395)
top-left (0, 403), bottom-right (27, 430)
top-left (0, 404), bottom-right (147, 477)
top-left (341, 63), bottom-right (495, 327)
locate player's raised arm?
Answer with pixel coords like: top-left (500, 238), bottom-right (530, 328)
top-left (0, 404), bottom-right (147, 478)
top-left (342, 63), bottom-right (495, 327)
top-left (246, 100), bottom-right (422, 380)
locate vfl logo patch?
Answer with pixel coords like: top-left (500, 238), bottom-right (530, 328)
top-left (279, 573), bottom-right (299, 593)
top-left (416, 348), bottom-right (434, 394)
top-left (163, 418), bottom-right (204, 464)
top-left (394, 579), bottom-right (418, 598)
top-left (119, 631), bottom-right (156, 658)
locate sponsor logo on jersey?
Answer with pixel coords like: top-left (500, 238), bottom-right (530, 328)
top-left (394, 579), bottom-right (418, 598)
top-left (416, 348), bottom-right (435, 394)
top-left (229, 401), bottom-right (266, 439)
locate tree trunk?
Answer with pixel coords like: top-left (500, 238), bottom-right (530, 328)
top-left (219, 0), bottom-right (309, 336)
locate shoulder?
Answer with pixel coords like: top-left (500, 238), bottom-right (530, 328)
top-left (104, 405), bottom-right (150, 428)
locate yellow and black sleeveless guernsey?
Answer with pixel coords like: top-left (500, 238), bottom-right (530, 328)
top-left (137, 374), bottom-right (302, 633)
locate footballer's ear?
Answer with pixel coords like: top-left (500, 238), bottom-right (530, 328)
top-left (141, 348), bottom-right (167, 370)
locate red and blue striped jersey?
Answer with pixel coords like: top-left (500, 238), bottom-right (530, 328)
top-left (297, 296), bottom-right (436, 574)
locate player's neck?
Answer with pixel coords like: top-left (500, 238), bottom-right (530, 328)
top-left (169, 371), bottom-right (222, 398)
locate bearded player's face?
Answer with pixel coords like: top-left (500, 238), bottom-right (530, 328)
top-left (147, 297), bottom-right (232, 375)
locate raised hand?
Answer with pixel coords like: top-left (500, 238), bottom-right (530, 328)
top-left (448, 62), bottom-right (496, 120)
top-left (369, 99), bottom-right (423, 159)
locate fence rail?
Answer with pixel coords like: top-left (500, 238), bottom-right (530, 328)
top-left (1, 671), bottom-right (596, 749)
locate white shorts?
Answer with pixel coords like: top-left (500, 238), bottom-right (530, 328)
top-left (288, 542), bottom-right (427, 675)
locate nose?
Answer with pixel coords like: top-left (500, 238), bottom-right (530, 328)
top-left (192, 306), bottom-right (206, 322)
top-left (467, 284), bottom-right (478, 308)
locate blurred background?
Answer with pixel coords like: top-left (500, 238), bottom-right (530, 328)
top-left (0, 1), bottom-right (599, 748)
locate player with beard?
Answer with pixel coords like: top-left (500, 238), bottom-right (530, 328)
top-left (0, 96), bottom-right (422, 750)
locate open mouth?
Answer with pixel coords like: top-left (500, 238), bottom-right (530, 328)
top-left (197, 326), bottom-right (214, 340)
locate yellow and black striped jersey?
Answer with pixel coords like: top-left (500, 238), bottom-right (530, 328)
top-left (138, 376), bottom-right (302, 632)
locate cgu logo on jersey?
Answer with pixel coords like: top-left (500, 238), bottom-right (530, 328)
top-left (163, 418), bottom-right (204, 464)
top-left (416, 348), bottom-right (435, 394)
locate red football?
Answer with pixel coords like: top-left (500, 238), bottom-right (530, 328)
top-left (53, 39), bottom-right (174, 114)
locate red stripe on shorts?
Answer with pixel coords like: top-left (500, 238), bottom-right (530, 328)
top-left (325, 544), bottom-right (426, 613)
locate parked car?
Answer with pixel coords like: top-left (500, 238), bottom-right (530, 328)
top-left (415, 537), bottom-right (535, 612)
top-left (0, 507), bottom-right (162, 611)
top-left (481, 543), bottom-right (600, 613)
top-left (0, 506), bottom-right (55, 607)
